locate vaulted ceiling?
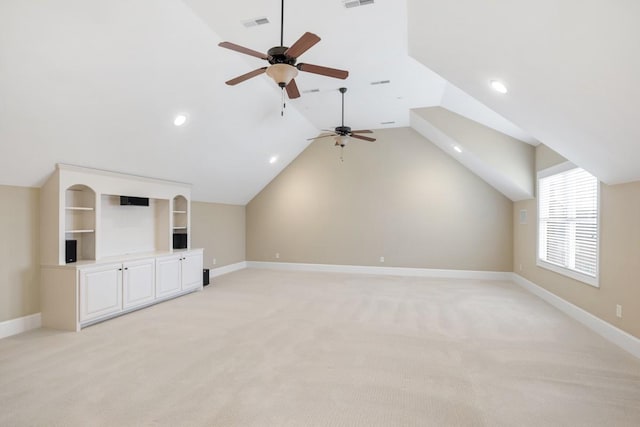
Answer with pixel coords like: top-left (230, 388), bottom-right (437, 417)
top-left (1, 0), bottom-right (637, 204)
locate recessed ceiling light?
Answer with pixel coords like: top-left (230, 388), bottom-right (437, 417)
top-left (173, 115), bottom-right (187, 126)
top-left (269, 156), bottom-right (278, 164)
top-left (453, 145), bottom-right (463, 153)
top-left (490, 80), bottom-right (508, 94)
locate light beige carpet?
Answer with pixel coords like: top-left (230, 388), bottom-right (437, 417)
top-left (1, 269), bottom-right (639, 426)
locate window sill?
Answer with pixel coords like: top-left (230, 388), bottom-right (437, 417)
top-left (536, 259), bottom-right (599, 288)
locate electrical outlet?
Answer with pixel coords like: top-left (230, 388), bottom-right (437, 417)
top-left (212, 258), bottom-right (216, 265)
top-left (275, 252), bottom-right (280, 259)
top-left (616, 304), bottom-right (622, 318)
top-left (379, 256), bottom-right (384, 263)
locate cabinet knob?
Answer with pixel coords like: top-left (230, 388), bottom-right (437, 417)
top-left (124, 267), bottom-right (128, 270)
top-left (118, 268), bottom-right (122, 271)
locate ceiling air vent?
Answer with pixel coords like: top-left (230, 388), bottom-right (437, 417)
top-left (242, 17), bottom-right (270, 28)
top-left (371, 80), bottom-right (390, 85)
top-left (343, 0), bottom-right (374, 8)
top-left (302, 88), bottom-right (321, 94)
top-left (381, 121), bottom-right (396, 125)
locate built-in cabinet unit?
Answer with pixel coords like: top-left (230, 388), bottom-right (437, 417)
top-left (40, 164), bottom-right (203, 331)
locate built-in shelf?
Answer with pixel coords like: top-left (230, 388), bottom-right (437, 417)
top-left (65, 206), bottom-right (94, 211)
top-left (66, 229), bottom-right (95, 234)
top-left (172, 195), bottom-right (189, 250)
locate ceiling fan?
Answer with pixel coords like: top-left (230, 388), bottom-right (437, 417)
top-left (310, 87), bottom-right (376, 148)
top-left (218, 0), bottom-right (349, 100)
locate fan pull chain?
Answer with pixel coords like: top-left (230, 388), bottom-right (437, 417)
top-left (281, 88), bottom-right (286, 117)
top-left (340, 145), bottom-right (344, 162)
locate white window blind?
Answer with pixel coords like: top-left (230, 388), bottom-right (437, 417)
top-left (538, 166), bottom-right (599, 286)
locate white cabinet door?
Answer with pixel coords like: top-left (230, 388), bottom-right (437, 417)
top-left (123, 258), bottom-right (155, 309)
top-left (155, 254), bottom-right (182, 299)
top-left (79, 263), bottom-right (123, 323)
top-left (181, 251), bottom-right (203, 291)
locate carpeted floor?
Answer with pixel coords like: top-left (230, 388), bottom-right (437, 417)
top-left (1, 268), bottom-right (639, 426)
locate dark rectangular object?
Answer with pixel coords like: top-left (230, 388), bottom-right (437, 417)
top-left (120, 196), bottom-right (149, 206)
top-left (203, 269), bottom-right (210, 286)
top-left (173, 233), bottom-right (188, 249)
top-left (65, 240), bottom-right (77, 264)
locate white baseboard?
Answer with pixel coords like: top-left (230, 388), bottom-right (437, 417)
top-left (210, 261), bottom-right (248, 279)
top-left (246, 261), bottom-right (512, 281)
top-left (512, 273), bottom-right (640, 359)
top-left (0, 313), bottom-right (41, 340)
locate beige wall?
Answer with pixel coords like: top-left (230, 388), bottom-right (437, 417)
top-left (191, 201), bottom-right (245, 269)
top-left (514, 145), bottom-right (640, 338)
top-left (0, 185), bottom-right (39, 322)
top-left (247, 127), bottom-right (513, 271)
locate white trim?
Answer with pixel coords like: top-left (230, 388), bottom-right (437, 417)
top-left (247, 261), bottom-right (512, 281)
top-left (57, 163), bottom-right (191, 187)
top-left (0, 313), bottom-right (41, 340)
top-left (537, 161), bottom-right (576, 179)
top-left (536, 259), bottom-right (599, 288)
top-left (512, 273), bottom-right (640, 359)
top-left (210, 261), bottom-right (248, 278)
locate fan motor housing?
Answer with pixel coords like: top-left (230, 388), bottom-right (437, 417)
top-left (335, 126), bottom-right (352, 135)
top-left (268, 46), bottom-right (296, 65)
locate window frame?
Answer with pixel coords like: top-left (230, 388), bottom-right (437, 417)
top-left (536, 162), bottom-right (600, 288)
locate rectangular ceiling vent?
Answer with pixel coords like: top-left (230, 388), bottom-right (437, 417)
top-left (243, 17), bottom-right (269, 28)
top-left (343, 0), bottom-right (374, 9)
top-left (381, 121), bottom-right (396, 125)
top-left (371, 79), bottom-right (391, 85)
top-left (302, 88), bottom-right (321, 94)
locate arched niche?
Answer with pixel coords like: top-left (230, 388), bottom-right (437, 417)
top-left (64, 184), bottom-right (96, 262)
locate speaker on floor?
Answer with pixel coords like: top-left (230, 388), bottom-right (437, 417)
top-left (203, 269), bottom-right (210, 286)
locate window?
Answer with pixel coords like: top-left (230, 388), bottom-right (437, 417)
top-left (537, 163), bottom-right (599, 287)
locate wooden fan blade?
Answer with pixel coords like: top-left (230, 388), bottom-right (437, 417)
top-left (297, 63), bottom-right (349, 80)
top-left (350, 134), bottom-right (376, 142)
top-left (218, 42), bottom-right (269, 60)
top-left (307, 133), bottom-right (336, 141)
top-left (284, 32), bottom-right (321, 58)
top-left (225, 67), bottom-right (268, 86)
top-left (351, 130), bottom-right (373, 134)
top-left (286, 79), bottom-right (301, 99)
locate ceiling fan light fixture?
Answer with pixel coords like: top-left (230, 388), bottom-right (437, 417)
top-left (336, 134), bottom-right (350, 146)
top-left (266, 64), bottom-right (298, 87)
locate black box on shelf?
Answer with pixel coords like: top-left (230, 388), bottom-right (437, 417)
top-left (173, 233), bottom-right (187, 249)
top-left (65, 240), bottom-right (77, 263)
